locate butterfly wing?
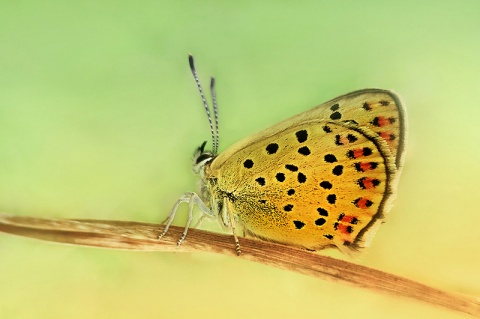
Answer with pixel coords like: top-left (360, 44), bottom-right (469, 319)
top-left (209, 120), bottom-right (397, 251)
top-left (213, 89), bottom-right (406, 171)
top-left (320, 89), bottom-right (407, 170)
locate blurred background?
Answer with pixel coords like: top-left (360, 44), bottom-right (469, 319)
top-left (1, 1), bottom-right (479, 318)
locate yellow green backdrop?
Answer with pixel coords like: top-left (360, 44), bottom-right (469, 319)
top-left (1, 1), bottom-right (479, 318)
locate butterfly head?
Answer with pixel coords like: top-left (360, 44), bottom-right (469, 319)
top-left (192, 141), bottom-right (215, 175)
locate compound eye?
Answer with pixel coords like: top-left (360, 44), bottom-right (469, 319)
top-left (196, 153), bottom-right (211, 164)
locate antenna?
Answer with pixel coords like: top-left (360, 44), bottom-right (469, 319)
top-left (188, 54), bottom-right (217, 154)
top-left (210, 77), bottom-right (219, 154)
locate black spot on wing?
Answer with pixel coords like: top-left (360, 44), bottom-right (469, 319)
top-left (295, 130), bottom-right (308, 143)
top-left (298, 146), bottom-right (311, 156)
top-left (266, 143), bottom-right (279, 154)
top-left (293, 220), bottom-right (305, 229)
top-left (243, 159), bottom-right (253, 168)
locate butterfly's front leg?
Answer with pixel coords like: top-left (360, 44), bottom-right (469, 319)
top-left (158, 192), bottom-right (214, 245)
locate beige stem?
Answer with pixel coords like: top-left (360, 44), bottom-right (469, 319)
top-left (0, 212), bottom-right (478, 317)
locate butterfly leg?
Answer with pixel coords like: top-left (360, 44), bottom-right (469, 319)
top-left (223, 198), bottom-right (241, 255)
top-left (158, 192), bottom-right (213, 246)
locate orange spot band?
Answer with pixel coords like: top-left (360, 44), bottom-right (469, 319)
top-left (361, 177), bottom-right (379, 189)
top-left (341, 215), bottom-right (357, 223)
top-left (376, 116), bottom-right (391, 127)
top-left (359, 162), bottom-right (372, 171)
top-left (357, 198), bottom-right (370, 209)
top-left (353, 149), bottom-right (364, 158)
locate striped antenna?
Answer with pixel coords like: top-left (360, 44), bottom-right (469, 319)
top-left (210, 77), bottom-right (219, 154)
top-left (188, 54), bottom-right (216, 154)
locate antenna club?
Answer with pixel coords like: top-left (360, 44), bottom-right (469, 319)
top-left (210, 77), bottom-right (215, 89)
top-left (188, 54), bottom-right (195, 71)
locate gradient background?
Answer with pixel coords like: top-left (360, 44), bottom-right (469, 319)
top-left (1, 1), bottom-right (479, 318)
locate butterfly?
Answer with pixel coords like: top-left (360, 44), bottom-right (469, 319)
top-left (159, 55), bottom-right (407, 255)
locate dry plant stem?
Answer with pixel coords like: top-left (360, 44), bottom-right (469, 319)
top-left (0, 213), bottom-right (479, 317)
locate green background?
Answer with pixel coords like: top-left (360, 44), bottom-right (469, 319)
top-left (1, 1), bottom-right (479, 318)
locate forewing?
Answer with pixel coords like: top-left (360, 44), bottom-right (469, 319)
top-left (213, 89), bottom-right (406, 171)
